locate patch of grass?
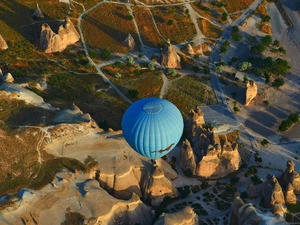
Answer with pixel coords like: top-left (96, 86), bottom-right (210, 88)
top-left (82, 3), bottom-right (139, 53)
top-left (132, 6), bottom-right (164, 48)
top-left (223, 0), bottom-right (255, 13)
top-left (165, 75), bottom-right (217, 119)
top-left (191, 2), bottom-right (214, 20)
top-left (197, 19), bottom-right (223, 39)
top-left (151, 6), bottom-right (196, 44)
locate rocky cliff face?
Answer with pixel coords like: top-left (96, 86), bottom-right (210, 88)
top-left (123, 33), bottom-right (135, 50)
top-left (245, 80), bottom-right (257, 106)
top-left (284, 183), bottom-right (297, 205)
top-left (40, 16), bottom-right (80, 53)
top-left (246, 183), bottom-right (259, 199)
top-left (233, 192), bottom-right (289, 225)
top-left (143, 165), bottom-right (178, 206)
top-left (186, 44), bottom-right (195, 55)
top-left (187, 107), bottom-right (205, 137)
top-left (261, 173), bottom-right (285, 208)
top-left (280, 160), bottom-right (300, 194)
top-left (154, 206), bottom-right (198, 225)
top-left (160, 39), bottom-right (181, 69)
top-left (179, 139), bottom-right (197, 175)
top-left (0, 34), bottom-right (8, 51)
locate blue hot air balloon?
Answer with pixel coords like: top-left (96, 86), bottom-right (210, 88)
top-left (122, 98), bottom-right (184, 160)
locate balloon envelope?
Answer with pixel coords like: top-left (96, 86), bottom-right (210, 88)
top-left (122, 98), bottom-right (184, 160)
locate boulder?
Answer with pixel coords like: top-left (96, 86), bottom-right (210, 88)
top-left (154, 206), bottom-right (198, 225)
top-left (160, 39), bottom-right (181, 69)
top-left (54, 103), bottom-right (91, 124)
top-left (244, 80), bottom-right (257, 106)
top-left (32, 3), bottom-right (44, 20)
top-left (179, 139), bottom-right (197, 175)
top-left (143, 165), bottom-right (179, 206)
top-left (186, 44), bottom-right (195, 55)
top-left (284, 183), bottom-right (297, 205)
top-left (261, 173), bottom-right (285, 208)
top-left (246, 183), bottom-right (259, 199)
top-left (40, 16), bottom-right (80, 53)
top-left (196, 142), bottom-right (241, 178)
top-left (187, 107), bottom-right (205, 137)
top-left (281, 160), bottom-right (300, 194)
top-left (3, 73), bottom-right (14, 83)
top-left (123, 33), bottom-right (135, 50)
top-left (0, 34), bottom-right (8, 51)
top-left (233, 192), bottom-right (245, 216)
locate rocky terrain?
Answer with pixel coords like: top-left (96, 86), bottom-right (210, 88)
top-left (244, 80), bottom-right (258, 106)
top-left (0, 34), bottom-right (8, 51)
top-left (179, 107), bottom-right (242, 178)
top-left (160, 39), bottom-right (181, 69)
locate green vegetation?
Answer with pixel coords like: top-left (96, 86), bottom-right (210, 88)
top-left (261, 35), bottom-right (272, 45)
top-left (232, 33), bottom-right (242, 41)
top-left (250, 175), bottom-right (262, 185)
top-left (263, 100), bottom-right (269, 106)
top-left (230, 176), bottom-right (240, 185)
top-left (262, 57), bottom-right (290, 75)
top-left (272, 78), bottom-right (285, 88)
top-left (238, 61), bottom-right (252, 71)
top-left (245, 166), bottom-right (257, 177)
top-left (279, 113), bottom-right (300, 131)
top-left (101, 49), bottom-right (111, 60)
top-left (261, 139), bottom-right (269, 146)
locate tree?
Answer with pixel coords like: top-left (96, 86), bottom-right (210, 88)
top-left (216, 65), bottom-right (224, 73)
top-left (288, 113), bottom-right (299, 123)
top-left (232, 25), bottom-right (239, 32)
top-left (114, 60), bottom-right (122, 68)
top-left (261, 139), bottom-right (269, 146)
top-left (264, 72), bottom-right (270, 83)
top-left (262, 15), bottom-right (271, 22)
top-left (192, 65), bottom-right (200, 72)
top-left (271, 58), bottom-right (290, 75)
top-left (220, 45), bottom-right (227, 53)
top-left (203, 66), bottom-right (210, 74)
top-left (115, 73), bottom-right (122, 78)
top-left (232, 33), bottom-right (242, 41)
top-left (166, 68), bottom-right (177, 76)
top-left (248, 36), bottom-right (257, 44)
top-left (222, 12), bottom-right (228, 21)
top-left (101, 48), bottom-right (111, 60)
top-left (89, 49), bottom-right (98, 59)
top-left (127, 56), bottom-right (135, 66)
top-left (272, 78), bottom-right (284, 88)
top-left (148, 60), bottom-right (156, 71)
top-left (261, 35), bottom-right (272, 46)
top-left (243, 74), bottom-right (249, 82)
top-left (238, 61), bottom-right (252, 71)
top-left (167, 20), bottom-right (173, 25)
top-left (273, 40), bottom-right (280, 47)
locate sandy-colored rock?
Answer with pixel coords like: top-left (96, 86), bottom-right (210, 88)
top-left (3, 73), bottom-right (14, 83)
top-left (179, 139), bottom-right (197, 175)
top-left (246, 183), bottom-right (259, 199)
top-left (245, 80), bottom-right (257, 106)
top-left (233, 192), bottom-right (245, 216)
top-left (281, 160), bottom-right (300, 194)
top-left (160, 39), bottom-right (181, 69)
top-left (186, 44), bottom-right (195, 55)
top-left (40, 17), bottom-right (80, 53)
top-left (144, 165), bottom-right (178, 206)
top-left (284, 183), bottom-right (296, 205)
top-left (54, 103), bottom-right (91, 124)
top-left (156, 158), bottom-right (178, 180)
top-left (187, 107), bottom-right (205, 137)
top-left (261, 173), bottom-right (285, 208)
top-left (32, 3), bottom-right (44, 19)
top-left (0, 34), bottom-right (8, 51)
top-left (196, 143), bottom-right (241, 178)
top-left (123, 33), bottom-right (135, 50)
top-left (154, 206), bottom-right (198, 225)
top-left (238, 203), bottom-right (289, 225)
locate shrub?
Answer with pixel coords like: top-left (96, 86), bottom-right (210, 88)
top-left (222, 12), bottom-right (228, 21)
top-left (233, 106), bottom-right (240, 112)
top-left (261, 35), bottom-right (272, 46)
top-left (148, 60), bottom-right (156, 71)
top-left (88, 49), bottom-right (98, 59)
top-left (251, 175), bottom-right (262, 185)
top-left (166, 68), bottom-right (177, 76)
top-left (261, 139), bottom-right (269, 146)
top-left (264, 72), bottom-right (270, 83)
top-left (183, 169), bottom-right (193, 177)
top-left (167, 20), bottom-right (174, 26)
top-left (216, 65), bottom-right (224, 73)
top-left (238, 61), bottom-right (252, 71)
top-left (192, 66), bottom-right (200, 72)
top-left (201, 181), bottom-right (210, 189)
top-left (232, 25), bottom-right (239, 32)
top-left (232, 33), bottom-right (242, 41)
top-left (287, 202), bottom-right (300, 213)
top-left (273, 40), bottom-right (280, 47)
top-left (245, 166), bottom-right (257, 177)
top-left (279, 119), bottom-right (293, 131)
top-left (272, 78), bottom-right (284, 88)
top-left (101, 49), bottom-right (111, 60)
top-left (127, 89), bottom-right (139, 98)
top-left (262, 15), bottom-right (271, 22)
top-left (115, 73), bottom-right (122, 78)
top-left (191, 185), bottom-right (201, 194)
top-left (114, 60), bottom-right (122, 68)
top-left (127, 56), bottom-right (135, 66)
top-left (127, 15), bottom-right (134, 20)
top-left (230, 176), bottom-right (240, 185)
top-left (289, 113), bottom-right (299, 123)
top-left (263, 100), bottom-right (269, 106)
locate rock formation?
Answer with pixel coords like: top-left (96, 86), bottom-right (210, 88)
top-left (54, 103), bottom-right (91, 124)
top-left (245, 80), bottom-right (257, 106)
top-left (123, 33), bottom-right (135, 50)
top-left (143, 165), bottom-right (179, 206)
top-left (233, 193), bottom-right (289, 225)
top-left (160, 39), bottom-right (181, 69)
top-left (40, 16), bottom-right (80, 53)
top-left (187, 107), bottom-right (205, 137)
top-left (0, 34), bottom-right (8, 51)
top-left (246, 182), bottom-right (259, 199)
top-left (284, 183), bottom-right (297, 205)
top-left (196, 142), bottom-right (241, 178)
top-left (186, 44), bottom-right (195, 55)
top-left (179, 139), bottom-right (197, 175)
top-left (32, 3), bottom-right (44, 20)
top-left (281, 160), bottom-right (300, 194)
top-left (261, 173), bottom-right (285, 208)
top-left (233, 192), bottom-right (245, 216)
top-left (2, 73), bottom-right (14, 83)
top-left (154, 206), bottom-right (198, 225)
